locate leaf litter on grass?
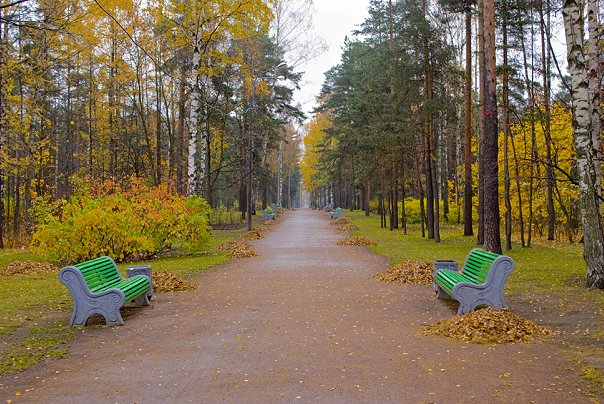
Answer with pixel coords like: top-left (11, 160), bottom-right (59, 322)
top-left (218, 241), bottom-right (258, 258)
top-left (422, 307), bottom-right (555, 344)
top-left (0, 261), bottom-right (59, 276)
top-left (337, 236), bottom-right (376, 246)
top-left (373, 261), bottom-right (432, 285)
top-left (244, 229), bottom-right (264, 240)
top-left (336, 223), bottom-right (359, 232)
top-left (330, 217), bottom-right (351, 225)
top-left (152, 272), bottom-right (197, 292)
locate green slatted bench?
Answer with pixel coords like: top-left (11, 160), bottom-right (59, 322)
top-left (262, 208), bottom-right (276, 220)
top-left (58, 256), bottom-right (151, 326)
top-left (330, 207), bottom-right (343, 219)
top-left (433, 248), bottom-right (515, 315)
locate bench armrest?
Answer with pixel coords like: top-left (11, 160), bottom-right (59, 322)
top-left (59, 266), bottom-right (126, 300)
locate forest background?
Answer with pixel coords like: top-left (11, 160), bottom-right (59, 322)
top-left (0, 0), bottom-right (603, 288)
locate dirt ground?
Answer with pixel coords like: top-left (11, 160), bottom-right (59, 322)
top-left (0, 209), bottom-right (600, 403)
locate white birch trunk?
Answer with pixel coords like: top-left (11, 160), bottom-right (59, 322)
top-left (587, 0), bottom-right (602, 197)
top-left (187, 38), bottom-right (202, 196)
top-left (563, 0), bottom-right (604, 289)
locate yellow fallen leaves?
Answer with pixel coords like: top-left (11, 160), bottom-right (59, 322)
top-left (244, 229), bottom-right (264, 240)
top-left (373, 261), bottom-right (432, 285)
top-left (152, 272), bottom-right (197, 292)
top-left (0, 260), bottom-right (59, 276)
top-left (330, 217), bottom-right (351, 225)
top-left (336, 224), bottom-right (359, 232)
top-left (218, 241), bottom-right (258, 258)
top-left (422, 307), bottom-right (555, 344)
top-left (337, 237), bottom-right (376, 246)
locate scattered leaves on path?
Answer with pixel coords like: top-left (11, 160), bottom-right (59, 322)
top-left (336, 224), bottom-right (359, 232)
top-left (0, 261), bottom-right (59, 276)
top-left (422, 307), bottom-right (555, 344)
top-left (218, 241), bottom-right (259, 258)
top-left (330, 217), bottom-right (351, 225)
top-left (152, 272), bottom-right (197, 292)
top-left (337, 237), bottom-right (376, 246)
top-left (373, 261), bottom-right (432, 285)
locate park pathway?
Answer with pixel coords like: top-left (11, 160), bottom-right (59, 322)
top-left (0, 209), bottom-right (590, 403)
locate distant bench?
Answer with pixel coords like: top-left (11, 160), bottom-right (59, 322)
top-left (59, 256), bottom-right (151, 326)
top-left (323, 202), bottom-right (334, 212)
top-left (262, 208), bottom-right (276, 220)
top-left (433, 248), bottom-right (515, 315)
top-left (330, 207), bottom-right (343, 219)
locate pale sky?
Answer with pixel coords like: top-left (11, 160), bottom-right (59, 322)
top-left (293, 0), bottom-right (370, 120)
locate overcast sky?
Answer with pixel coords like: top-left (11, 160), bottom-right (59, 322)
top-left (292, 0), bottom-right (370, 121)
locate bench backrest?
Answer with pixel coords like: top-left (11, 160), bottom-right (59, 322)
top-left (461, 248), bottom-right (501, 284)
top-left (74, 256), bottom-right (121, 291)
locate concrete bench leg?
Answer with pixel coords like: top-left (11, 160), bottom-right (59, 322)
top-left (70, 291), bottom-right (125, 326)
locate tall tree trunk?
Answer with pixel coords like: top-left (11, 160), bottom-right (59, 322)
top-left (155, 48), bottom-right (163, 186)
top-left (421, 0), bottom-right (435, 239)
top-left (482, 0), bottom-right (502, 253)
top-left (477, 0), bottom-right (486, 245)
top-left (510, 121), bottom-right (527, 247)
top-left (177, 61), bottom-right (187, 195)
top-left (463, 10), bottom-right (474, 237)
top-left (587, 0), bottom-right (602, 200)
top-left (503, 0), bottom-right (513, 251)
top-left (0, 16), bottom-right (5, 248)
top-left (187, 36), bottom-right (202, 196)
top-left (540, 0), bottom-right (555, 240)
top-left (518, 1), bottom-right (536, 247)
top-left (563, 0), bottom-right (604, 289)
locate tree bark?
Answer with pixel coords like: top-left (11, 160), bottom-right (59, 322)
top-left (477, 0), bottom-right (485, 245)
top-left (463, 10), bottom-right (474, 237)
top-left (503, 0), bottom-right (513, 251)
top-left (587, 0), bottom-right (602, 199)
top-left (563, 0), bottom-right (604, 289)
top-left (187, 36), bottom-right (202, 196)
top-left (482, 0), bottom-right (502, 254)
top-left (539, 0), bottom-right (555, 241)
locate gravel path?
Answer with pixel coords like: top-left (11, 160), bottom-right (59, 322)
top-left (0, 209), bottom-right (591, 403)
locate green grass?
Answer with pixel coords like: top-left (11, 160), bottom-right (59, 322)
top-left (0, 323), bottom-right (73, 376)
top-left (347, 211), bottom-right (602, 301)
top-left (347, 210), bottom-right (604, 397)
top-left (0, 225), bottom-right (249, 375)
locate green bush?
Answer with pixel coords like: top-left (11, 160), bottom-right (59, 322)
top-left (30, 185), bottom-right (211, 264)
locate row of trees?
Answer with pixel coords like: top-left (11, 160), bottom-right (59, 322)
top-left (0, 0), bottom-right (308, 243)
top-left (301, 0), bottom-right (603, 288)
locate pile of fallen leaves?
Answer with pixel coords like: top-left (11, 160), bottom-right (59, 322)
top-left (244, 229), bottom-right (264, 240)
top-left (0, 260), bottom-right (59, 276)
top-left (336, 224), bottom-right (359, 232)
top-left (422, 307), bottom-right (554, 344)
top-left (373, 261), bottom-right (432, 285)
top-left (218, 241), bottom-right (259, 258)
top-left (152, 271), bottom-right (197, 292)
top-left (263, 220), bottom-right (275, 226)
top-left (337, 236), bottom-right (376, 246)
top-left (330, 217), bottom-right (351, 225)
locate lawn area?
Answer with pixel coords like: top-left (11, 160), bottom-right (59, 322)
top-left (346, 211), bottom-right (603, 301)
top-left (0, 224), bottom-right (249, 376)
top-left (345, 210), bottom-right (604, 394)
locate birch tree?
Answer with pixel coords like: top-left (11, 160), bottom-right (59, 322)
top-left (562, 0), bottom-right (604, 289)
